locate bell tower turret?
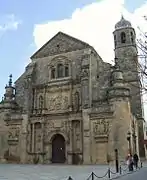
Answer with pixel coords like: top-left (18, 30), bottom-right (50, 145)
top-left (113, 16), bottom-right (138, 71)
top-left (114, 16), bottom-right (136, 50)
top-left (113, 16), bottom-right (145, 158)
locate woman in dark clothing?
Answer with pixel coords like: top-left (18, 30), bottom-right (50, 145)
top-left (133, 153), bottom-right (139, 169)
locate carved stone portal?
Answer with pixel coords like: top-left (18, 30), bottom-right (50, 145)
top-left (44, 120), bottom-right (70, 143)
top-left (48, 95), bottom-right (68, 111)
top-left (93, 120), bottom-right (109, 136)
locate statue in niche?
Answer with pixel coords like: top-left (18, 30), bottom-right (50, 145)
top-left (37, 134), bottom-right (41, 142)
top-left (104, 121), bottom-right (109, 134)
top-left (48, 97), bottom-right (54, 111)
top-left (75, 123), bottom-right (80, 141)
top-left (74, 92), bottom-right (80, 112)
top-left (56, 95), bottom-right (62, 110)
top-left (62, 96), bottom-right (68, 109)
top-left (81, 69), bottom-right (89, 78)
top-left (61, 121), bottom-right (68, 132)
top-left (75, 122), bottom-right (80, 135)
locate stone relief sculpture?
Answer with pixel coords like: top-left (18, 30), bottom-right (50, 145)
top-left (93, 120), bottom-right (109, 136)
top-left (74, 92), bottom-right (80, 112)
top-left (46, 121), bottom-right (54, 129)
top-left (8, 127), bottom-right (20, 140)
top-left (61, 121), bottom-right (68, 132)
top-left (48, 95), bottom-right (68, 111)
top-left (81, 69), bottom-right (89, 78)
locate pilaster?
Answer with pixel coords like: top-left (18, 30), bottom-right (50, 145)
top-left (69, 83), bottom-right (73, 111)
top-left (67, 121), bottom-right (73, 164)
top-left (32, 123), bottom-right (35, 152)
top-left (82, 109), bottom-right (91, 164)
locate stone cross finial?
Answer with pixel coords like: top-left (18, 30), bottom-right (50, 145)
top-left (9, 74), bottom-right (12, 87)
top-left (121, 14), bottom-right (124, 20)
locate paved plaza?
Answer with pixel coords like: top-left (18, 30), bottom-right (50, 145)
top-left (0, 163), bottom-right (144, 180)
top-left (118, 168), bottom-right (147, 180)
top-left (0, 164), bottom-right (127, 180)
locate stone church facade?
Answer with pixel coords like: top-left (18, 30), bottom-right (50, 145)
top-left (0, 16), bottom-right (145, 164)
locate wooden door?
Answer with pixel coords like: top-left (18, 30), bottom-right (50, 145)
top-left (52, 134), bottom-right (66, 163)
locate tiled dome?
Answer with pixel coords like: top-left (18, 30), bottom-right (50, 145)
top-left (115, 16), bottom-right (132, 29)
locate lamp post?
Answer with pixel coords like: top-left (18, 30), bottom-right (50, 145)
top-left (127, 131), bottom-right (132, 155)
top-left (115, 149), bottom-right (119, 173)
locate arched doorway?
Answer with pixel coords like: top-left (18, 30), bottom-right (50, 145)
top-left (51, 134), bottom-right (66, 163)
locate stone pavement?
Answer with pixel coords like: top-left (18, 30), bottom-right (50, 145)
top-left (117, 167), bottom-right (147, 180)
top-left (0, 163), bottom-right (132, 180)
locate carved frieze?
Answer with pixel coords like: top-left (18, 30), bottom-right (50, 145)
top-left (93, 119), bottom-right (109, 136)
top-left (29, 117), bottom-right (44, 123)
top-left (45, 120), bottom-right (69, 133)
top-left (48, 95), bottom-right (68, 111)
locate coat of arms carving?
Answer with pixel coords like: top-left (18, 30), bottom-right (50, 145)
top-left (48, 95), bottom-right (68, 111)
top-left (93, 120), bottom-right (109, 136)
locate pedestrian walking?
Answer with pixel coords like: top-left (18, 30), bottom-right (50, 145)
top-left (126, 154), bottom-right (134, 171)
top-left (133, 153), bottom-right (139, 169)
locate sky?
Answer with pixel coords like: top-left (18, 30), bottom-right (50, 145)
top-left (0, 0), bottom-right (147, 118)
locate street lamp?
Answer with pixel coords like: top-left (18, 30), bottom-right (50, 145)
top-left (127, 131), bottom-right (132, 155)
top-left (114, 149), bottom-right (119, 173)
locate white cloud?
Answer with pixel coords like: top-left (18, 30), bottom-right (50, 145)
top-left (0, 14), bottom-right (21, 35)
top-left (33, 0), bottom-right (147, 119)
top-left (33, 0), bottom-right (126, 64)
top-left (33, 0), bottom-right (147, 62)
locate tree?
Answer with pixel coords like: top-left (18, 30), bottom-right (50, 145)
top-left (136, 16), bottom-right (147, 94)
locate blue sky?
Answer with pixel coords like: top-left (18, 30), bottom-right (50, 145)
top-left (0, 0), bottom-right (146, 98)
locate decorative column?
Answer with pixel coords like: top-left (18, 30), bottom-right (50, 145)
top-left (43, 87), bottom-right (46, 113)
top-left (69, 83), bottom-right (73, 111)
top-left (25, 77), bottom-right (32, 114)
top-left (40, 122), bottom-right (45, 163)
top-left (32, 123), bottom-right (35, 153)
top-left (81, 64), bottom-right (90, 108)
top-left (81, 51), bottom-right (91, 164)
top-left (34, 88), bottom-right (37, 113)
top-left (41, 123), bottom-right (44, 153)
top-left (67, 120), bottom-right (73, 164)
